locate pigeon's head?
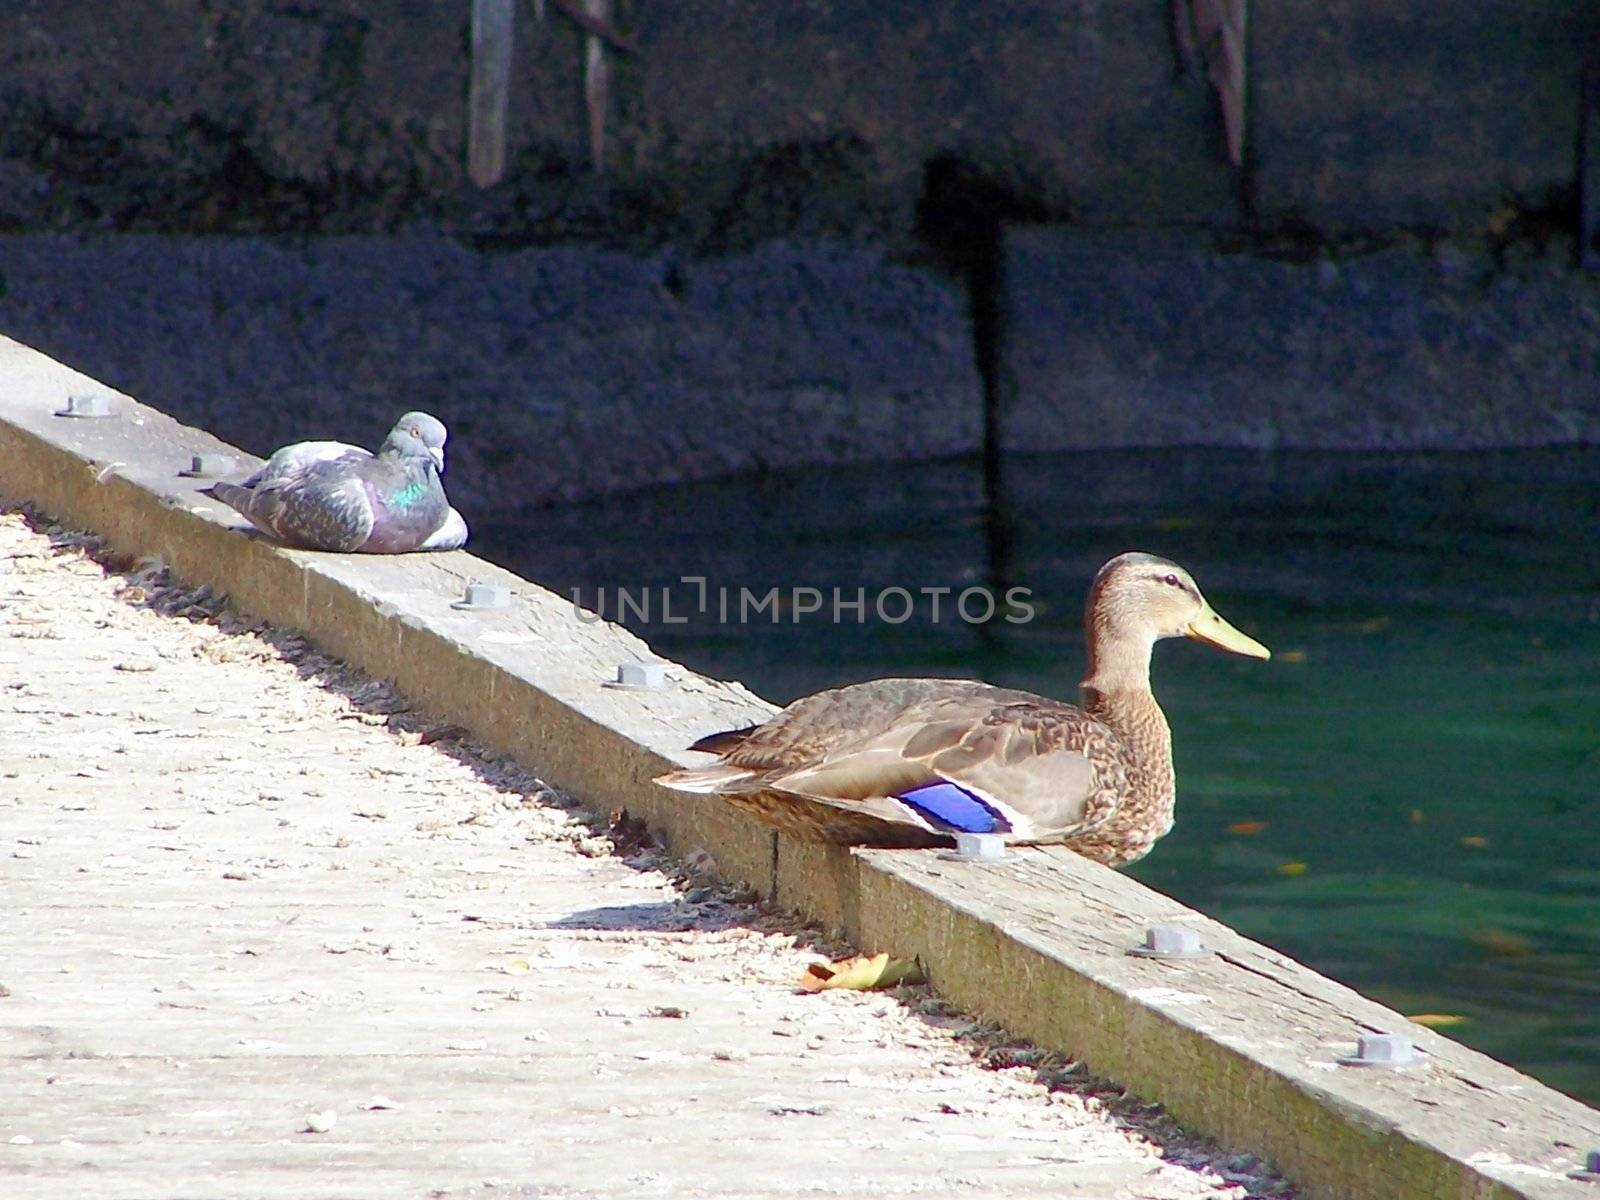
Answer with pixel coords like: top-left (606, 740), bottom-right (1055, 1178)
top-left (382, 411), bottom-right (450, 472)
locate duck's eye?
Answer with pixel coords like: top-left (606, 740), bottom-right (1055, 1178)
top-left (1162, 574), bottom-right (1181, 587)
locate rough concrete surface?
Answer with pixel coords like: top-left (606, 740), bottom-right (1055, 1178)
top-left (0, 0), bottom-right (1231, 238)
top-left (1, 1), bottom-right (1588, 237)
top-left (0, 233), bottom-right (981, 509)
top-left (1003, 227), bottom-right (1600, 450)
top-left (1250, 1), bottom-right (1593, 230)
top-left (0, 504), bottom-right (1290, 1200)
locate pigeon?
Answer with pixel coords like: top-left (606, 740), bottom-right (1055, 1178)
top-left (203, 411), bottom-right (469, 553)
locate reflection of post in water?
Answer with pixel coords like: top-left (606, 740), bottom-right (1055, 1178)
top-left (974, 260), bottom-right (1020, 649)
top-left (981, 407), bottom-right (1016, 612)
top-left (975, 220), bottom-right (1016, 626)
top-left (912, 154), bottom-right (1039, 634)
top-left (1584, 34), bottom-right (1600, 269)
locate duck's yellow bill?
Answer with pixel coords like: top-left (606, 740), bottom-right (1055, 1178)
top-left (1186, 604), bottom-right (1271, 659)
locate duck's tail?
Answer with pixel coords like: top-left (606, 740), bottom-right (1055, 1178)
top-left (653, 763), bottom-right (761, 794)
top-left (685, 725), bottom-right (758, 754)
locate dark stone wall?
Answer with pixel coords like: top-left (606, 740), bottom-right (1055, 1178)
top-left (1003, 227), bottom-right (1600, 450)
top-left (1252, 1), bottom-right (1593, 229)
top-left (0, 234), bottom-right (980, 509)
top-left (2, 1), bottom-right (1591, 238)
top-left (0, 2), bottom-right (1596, 500)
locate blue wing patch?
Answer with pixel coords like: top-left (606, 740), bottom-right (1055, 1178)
top-left (897, 781), bottom-right (1007, 834)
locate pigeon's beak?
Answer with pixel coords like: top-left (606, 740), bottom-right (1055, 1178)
top-left (429, 446), bottom-right (446, 473)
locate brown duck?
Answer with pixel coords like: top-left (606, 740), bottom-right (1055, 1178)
top-left (655, 552), bottom-right (1270, 866)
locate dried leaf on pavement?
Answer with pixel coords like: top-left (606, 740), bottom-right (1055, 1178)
top-left (799, 952), bottom-right (926, 993)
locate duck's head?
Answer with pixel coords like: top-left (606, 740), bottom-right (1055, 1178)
top-left (1088, 552), bottom-right (1270, 660)
top-left (382, 411), bottom-right (450, 472)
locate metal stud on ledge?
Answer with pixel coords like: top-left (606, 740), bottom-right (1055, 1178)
top-left (1338, 1032), bottom-right (1418, 1068)
top-left (940, 832), bottom-right (1006, 862)
top-left (179, 453), bottom-right (236, 479)
top-left (1127, 924), bottom-right (1210, 959)
top-left (608, 661), bottom-right (665, 690)
top-left (56, 394), bottom-right (114, 419)
top-left (1568, 1149), bottom-right (1600, 1182)
top-left (452, 582), bottom-right (512, 611)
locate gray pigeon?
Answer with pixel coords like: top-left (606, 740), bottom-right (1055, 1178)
top-left (203, 411), bottom-right (469, 552)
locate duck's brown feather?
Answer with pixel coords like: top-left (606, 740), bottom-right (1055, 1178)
top-left (658, 678), bottom-right (1125, 848)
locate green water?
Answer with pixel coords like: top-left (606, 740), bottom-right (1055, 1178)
top-left (475, 448), bottom-right (1600, 1105)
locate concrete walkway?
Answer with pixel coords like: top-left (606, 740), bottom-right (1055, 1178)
top-left (0, 503), bottom-right (1288, 1200)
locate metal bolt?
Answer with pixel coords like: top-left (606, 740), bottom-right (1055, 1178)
top-left (56, 394), bottom-right (113, 419)
top-left (940, 832), bottom-right (1007, 862)
top-left (179, 453), bottom-right (236, 479)
top-left (1567, 1149), bottom-right (1600, 1182)
top-left (451, 582), bottom-right (511, 610)
top-left (608, 661), bottom-right (665, 690)
top-left (1338, 1032), bottom-right (1418, 1068)
top-left (1128, 925), bottom-right (1210, 959)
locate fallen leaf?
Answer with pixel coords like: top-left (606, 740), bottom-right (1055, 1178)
top-left (1228, 820), bottom-right (1267, 835)
top-left (1410, 808), bottom-right (1426, 825)
top-left (1483, 205), bottom-right (1518, 237)
top-left (1277, 649), bottom-right (1307, 664)
top-left (683, 848), bottom-right (717, 877)
top-left (798, 952), bottom-right (925, 993)
top-left (1276, 861), bottom-right (1308, 877)
top-left (1408, 1013), bottom-right (1469, 1029)
top-left (1459, 836), bottom-right (1489, 848)
top-left (607, 807), bottom-right (653, 856)
top-left (1469, 929), bottom-right (1531, 958)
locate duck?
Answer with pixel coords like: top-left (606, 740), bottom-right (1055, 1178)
top-left (203, 411), bottom-right (468, 553)
top-left (655, 552), bottom-right (1269, 866)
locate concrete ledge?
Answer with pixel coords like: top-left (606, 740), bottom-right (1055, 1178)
top-left (3, 332), bottom-right (1597, 1200)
